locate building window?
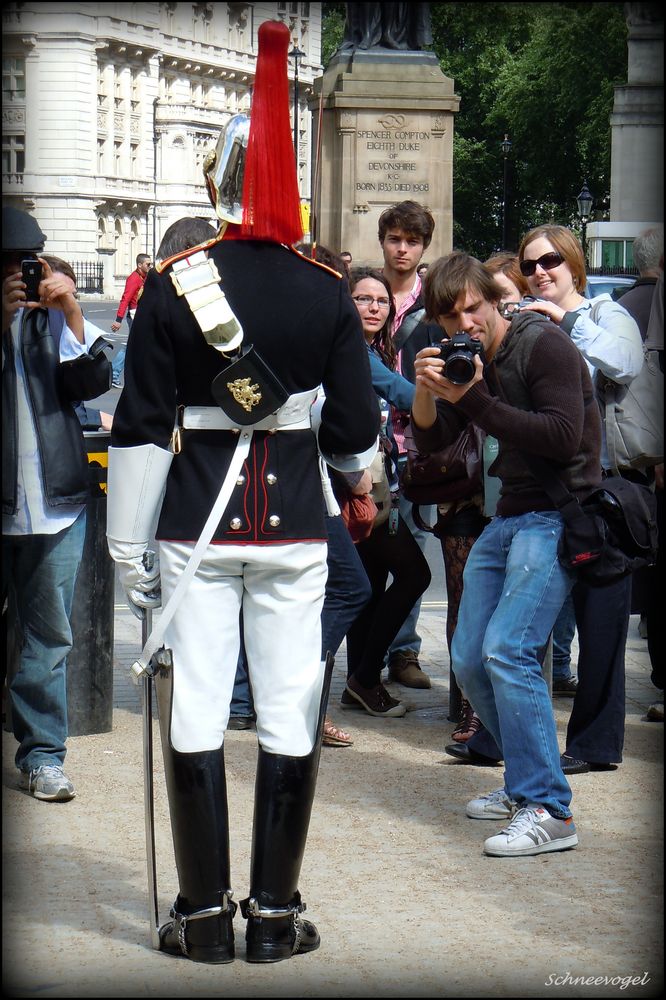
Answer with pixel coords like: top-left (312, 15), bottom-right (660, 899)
top-left (2, 56), bottom-right (25, 100)
top-left (162, 2), bottom-right (176, 34)
top-left (601, 239), bottom-right (634, 270)
top-left (2, 134), bottom-right (25, 175)
top-left (130, 219), bottom-right (140, 265)
top-left (130, 142), bottom-right (139, 178)
top-left (193, 2), bottom-right (213, 42)
top-left (114, 141), bottom-right (122, 174)
top-left (97, 138), bottom-right (105, 173)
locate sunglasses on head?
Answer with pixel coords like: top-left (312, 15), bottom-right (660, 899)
top-left (519, 251), bottom-right (564, 277)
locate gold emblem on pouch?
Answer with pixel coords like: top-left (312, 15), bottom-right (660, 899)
top-left (227, 377), bottom-right (262, 412)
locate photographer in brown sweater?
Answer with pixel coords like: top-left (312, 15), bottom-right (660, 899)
top-left (411, 252), bottom-right (601, 858)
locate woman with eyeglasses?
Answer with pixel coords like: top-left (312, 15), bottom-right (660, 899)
top-left (518, 224), bottom-right (644, 776)
top-left (338, 268), bottom-right (431, 718)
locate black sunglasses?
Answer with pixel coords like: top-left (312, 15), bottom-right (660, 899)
top-left (519, 251), bottom-right (564, 277)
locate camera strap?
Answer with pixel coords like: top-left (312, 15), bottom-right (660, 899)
top-left (393, 308), bottom-right (425, 353)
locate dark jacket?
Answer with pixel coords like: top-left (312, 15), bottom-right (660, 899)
top-left (111, 238), bottom-right (380, 544)
top-left (412, 312), bottom-right (602, 516)
top-left (615, 277), bottom-right (658, 340)
top-left (2, 308), bottom-right (90, 516)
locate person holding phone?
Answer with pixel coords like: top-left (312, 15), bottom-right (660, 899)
top-left (2, 205), bottom-right (108, 803)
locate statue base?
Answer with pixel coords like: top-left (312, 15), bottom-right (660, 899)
top-left (310, 50), bottom-right (459, 265)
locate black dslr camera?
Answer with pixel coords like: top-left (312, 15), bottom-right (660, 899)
top-left (438, 332), bottom-right (483, 385)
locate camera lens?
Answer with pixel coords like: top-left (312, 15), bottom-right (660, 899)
top-left (444, 351), bottom-right (476, 385)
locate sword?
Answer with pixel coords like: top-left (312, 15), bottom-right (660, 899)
top-left (133, 550), bottom-right (161, 950)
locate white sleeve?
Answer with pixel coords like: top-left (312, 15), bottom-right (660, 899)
top-left (569, 294), bottom-right (644, 384)
top-left (58, 318), bottom-right (108, 361)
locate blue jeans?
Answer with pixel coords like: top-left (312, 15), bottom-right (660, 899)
top-left (111, 314), bottom-right (132, 381)
top-left (389, 465), bottom-right (434, 657)
top-left (451, 512), bottom-right (575, 818)
top-left (111, 346), bottom-right (126, 382)
top-left (321, 511), bottom-right (371, 658)
top-left (552, 592), bottom-right (576, 682)
top-left (2, 511), bottom-right (87, 772)
top-left (231, 639), bottom-right (254, 717)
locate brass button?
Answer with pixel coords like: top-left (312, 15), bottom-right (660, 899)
top-left (266, 473), bottom-right (277, 485)
top-left (230, 517), bottom-right (242, 531)
top-left (268, 515), bottom-right (281, 528)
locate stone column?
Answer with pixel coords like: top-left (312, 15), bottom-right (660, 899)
top-left (610, 4), bottom-right (663, 223)
top-left (310, 49), bottom-right (459, 266)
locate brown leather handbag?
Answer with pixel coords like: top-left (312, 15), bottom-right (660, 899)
top-left (400, 420), bottom-right (485, 505)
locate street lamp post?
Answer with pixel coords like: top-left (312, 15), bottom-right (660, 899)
top-left (288, 38), bottom-right (305, 165)
top-left (576, 180), bottom-right (594, 262)
top-left (500, 134), bottom-right (512, 250)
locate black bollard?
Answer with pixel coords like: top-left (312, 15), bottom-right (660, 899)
top-left (66, 431), bottom-right (115, 735)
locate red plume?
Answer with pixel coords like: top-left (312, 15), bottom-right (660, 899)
top-left (239, 20), bottom-right (303, 244)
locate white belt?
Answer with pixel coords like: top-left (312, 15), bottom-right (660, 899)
top-left (180, 388), bottom-right (318, 432)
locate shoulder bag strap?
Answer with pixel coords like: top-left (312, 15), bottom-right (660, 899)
top-left (520, 452), bottom-right (592, 530)
top-left (393, 307), bottom-right (426, 353)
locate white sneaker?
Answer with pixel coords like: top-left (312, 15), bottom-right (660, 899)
top-left (483, 805), bottom-right (578, 857)
top-left (466, 787), bottom-right (516, 820)
top-left (20, 764), bottom-right (75, 802)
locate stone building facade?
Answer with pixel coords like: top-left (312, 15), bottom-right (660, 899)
top-left (2, 2), bottom-right (320, 296)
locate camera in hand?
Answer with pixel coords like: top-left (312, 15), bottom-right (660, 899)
top-left (438, 332), bottom-right (483, 385)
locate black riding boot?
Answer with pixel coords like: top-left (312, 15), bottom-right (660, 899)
top-left (240, 654), bottom-right (333, 963)
top-left (158, 746), bottom-right (236, 963)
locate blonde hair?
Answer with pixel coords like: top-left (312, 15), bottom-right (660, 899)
top-left (519, 225), bottom-right (587, 294)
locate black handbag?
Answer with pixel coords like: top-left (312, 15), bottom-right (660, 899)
top-left (524, 455), bottom-right (658, 587)
top-left (211, 344), bottom-right (289, 425)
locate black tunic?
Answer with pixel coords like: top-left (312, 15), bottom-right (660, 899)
top-left (111, 238), bottom-right (379, 544)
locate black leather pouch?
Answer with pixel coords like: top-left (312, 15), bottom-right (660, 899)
top-left (211, 345), bottom-right (289, 425)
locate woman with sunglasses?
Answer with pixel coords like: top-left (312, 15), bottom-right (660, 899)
top-left (518, 224), bottom-right (644, 776)
top-left (338, 268), bottom-right (431, 717)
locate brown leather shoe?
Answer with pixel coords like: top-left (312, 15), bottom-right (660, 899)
top-left (388, 649), bottom-right (431, 689)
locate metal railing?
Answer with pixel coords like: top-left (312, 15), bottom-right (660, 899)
top-left (587, 265), bottom-right (638, 277)
top-left (72, 261), bottom-right (104, 294)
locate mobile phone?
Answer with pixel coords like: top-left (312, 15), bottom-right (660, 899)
top-left (21, 258), bottom-right (43, 302)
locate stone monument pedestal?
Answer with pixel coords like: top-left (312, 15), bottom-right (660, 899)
top-left (311, 49), bottom-right (459, 266)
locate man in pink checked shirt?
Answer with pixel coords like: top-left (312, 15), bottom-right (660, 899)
top-left (378, 200), bottom-right (441, 690)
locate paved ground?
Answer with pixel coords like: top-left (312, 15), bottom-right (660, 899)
top-left (2, 593), bottom-right (663, 998)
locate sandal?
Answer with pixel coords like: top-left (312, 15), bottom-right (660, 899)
top-left (451, 699), bottom-right (482, 743)
top-left (322, 716), bottom-right (354, 747)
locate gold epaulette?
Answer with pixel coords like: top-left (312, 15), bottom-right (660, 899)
top-left (167, 247), bottom-right (243, 353)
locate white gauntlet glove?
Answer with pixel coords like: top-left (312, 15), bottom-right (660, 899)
top-left (108, 540), bottom-right (161, 619)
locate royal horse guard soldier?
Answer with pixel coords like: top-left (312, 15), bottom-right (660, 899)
top-left (106, 20), bottom-right (379, 965)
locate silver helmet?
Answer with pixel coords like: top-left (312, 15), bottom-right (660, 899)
top-left (203, 113), bottom-right (250, 224)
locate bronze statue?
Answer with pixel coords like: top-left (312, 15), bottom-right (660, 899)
top-left (340, 3), bottom-right (433, 52)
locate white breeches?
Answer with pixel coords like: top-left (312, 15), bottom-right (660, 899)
top-left (158, 541), bottom-right (328, 756)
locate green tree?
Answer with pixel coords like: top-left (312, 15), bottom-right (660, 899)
top-left (322, 2), bottom-right (628, 257)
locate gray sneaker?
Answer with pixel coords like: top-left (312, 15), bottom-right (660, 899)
top-left (21, 764), bottom-right (75, 802)
top-left (483, 805), bottom-right (578, 857)
top-left (466, 787), bottom-right (516, 820)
